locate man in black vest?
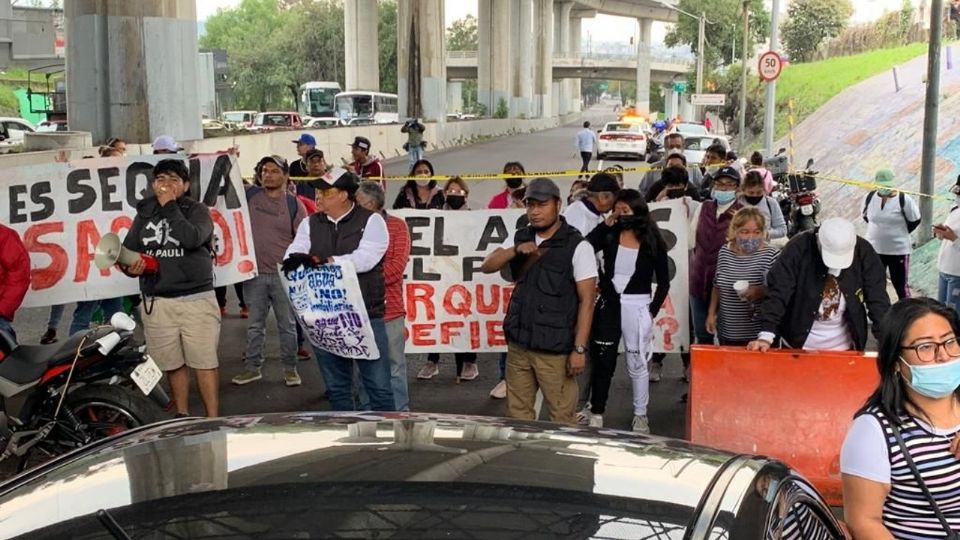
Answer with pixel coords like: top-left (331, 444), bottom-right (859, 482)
top-left (281, 171), bottom-right (394, 411)
top-left (481, 178), bottom-right (598, 425)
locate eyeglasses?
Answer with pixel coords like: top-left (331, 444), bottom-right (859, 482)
top-left (902, 337), bottom-right (960, 363)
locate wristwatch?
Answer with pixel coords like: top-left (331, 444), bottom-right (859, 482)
top-left (574, 345), bottom-right (587, 354)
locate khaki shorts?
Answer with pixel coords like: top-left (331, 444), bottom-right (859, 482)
top-left (141, 294), bottom-right (221, 371)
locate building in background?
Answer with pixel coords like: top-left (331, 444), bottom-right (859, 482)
top-left (0, 0), bottom-right (63, 71)
top-left (200, 48), bottom-right (233, 115)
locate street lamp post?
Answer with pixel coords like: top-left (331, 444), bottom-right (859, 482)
top-left (738, 1), bottom-right (749, 151)
top-left (657, 1), bottom-right (710, 121)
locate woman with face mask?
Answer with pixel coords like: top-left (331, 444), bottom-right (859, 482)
top-left (416, 176), bottom-right (480, 382)
top-left (842, 298), bottom-right (960, 539)
top-left (705, 208), bottom-right (779, 345)
top-left (487, 162), bottom-right (527, 210)
top-left (935, 176), bottom-right (960, 314)
top-left (863, 169), bottom-right (921, 301)
top-left (392, 159), bottom-right (445, 210)
top-left (583, 189), bottom-right (670, 433)
top-left (738, 171), bottom-right (787, 241)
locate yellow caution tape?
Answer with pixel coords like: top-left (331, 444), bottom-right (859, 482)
top-left (268, 165), bottom-right (953, 202)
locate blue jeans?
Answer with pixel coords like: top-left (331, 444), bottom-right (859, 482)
top-left (243, 274), bottom-right (298, 370)
top-left (357, 319), bottom-right (409, 411)
top-left (690, 295), bottom-right (715, 345)
top-left (47, 304), bottom-right (66, 330)
top-left (498, 353), bottom-right (507, 380)
top-left (940, 272), bottom-right (960, 313)
top-left (0, 317), bottom-right (16, 345)
top-left (70, 298), bottom-right (124, 336)
top-left (314, 318), bottom-right (394, 411)
top-left (407, 145), bottom-right (425, 167)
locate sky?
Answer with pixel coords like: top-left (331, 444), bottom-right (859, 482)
top-left (195, 0), bottom-right (923, 45)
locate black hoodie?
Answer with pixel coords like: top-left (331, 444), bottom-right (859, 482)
top-left (122, 195), bottom-right (215, 298)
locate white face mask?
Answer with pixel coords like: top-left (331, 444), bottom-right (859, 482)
top-left (415, 174), bottom-right (431, 187)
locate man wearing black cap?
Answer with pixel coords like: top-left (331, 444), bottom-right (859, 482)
top-left (481, 178), bottom-right (598, 425)
top-left (291, 134), bottom-right (318, 200)
top-left (232, 155), bottom-right (309, 388)
top-left (562, 172), bottom-right (620, 237)
top-left (347, 136), bottom-right (384, 188)
top-left (282, 170), bottom-right (394, 411)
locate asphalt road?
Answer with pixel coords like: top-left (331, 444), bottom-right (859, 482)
top-left (9, 103), bottom-right (689, 440)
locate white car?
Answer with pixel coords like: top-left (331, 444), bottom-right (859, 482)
top-left (683, 134), bottom-right (730, 165)
top-left (0, 117), bottom-right (35, 153)
top-left (305, 117), bottom-right (339, 128)
top-left (674, 122), bottom-right (709, 136)
top-left (597, 122), bottom-right (647, 160)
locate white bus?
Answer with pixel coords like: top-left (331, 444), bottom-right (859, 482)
top-left (334, 91), bottom-right (399, 125)
top-left (298, 81), bottom-right (341, 120)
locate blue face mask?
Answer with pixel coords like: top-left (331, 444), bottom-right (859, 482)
top-left (712, 190), bottom-right (737, 204)
top-left (737, 237), bottom-right (762, 254)
top-left (900, 358), bottom-right (960, 399)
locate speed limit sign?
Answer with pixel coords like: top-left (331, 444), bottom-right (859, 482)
top-left (758, 51), bottom-right (783, 82)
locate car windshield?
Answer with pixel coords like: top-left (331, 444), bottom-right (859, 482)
top-left (255, 114), bottom-right (291, 127)
top-left (223, 112), bottom-right (250, 123)
top-left (3, 416), bottom-right (725, 540)
top-left (675, 123), bottom-right (708, 135)
top-left (605, 123), bottom-right (640, 133)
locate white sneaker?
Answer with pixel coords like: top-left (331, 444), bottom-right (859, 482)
top-left (588, 414), bottom-right (604, 428)
top-left (489, 379), bottom-right (507, 399)
top-left (649, 362), bottom-right (663, 382)
top-left (576, 406), bottom-right (592, 426)
top-left (632, 415), bottom-right (650, 434)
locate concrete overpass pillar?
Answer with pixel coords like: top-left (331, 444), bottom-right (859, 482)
top-left (513, 0), bottom-right (535, 118)
top-left (397, 0), bottom-right (447, 121)
top-left (65, 0), bottom-right (201, 145)
top-left (569, 15), bottom-right (582, 113)
top-left (635, 18), bottom-right (653, 116)
top-left (344, 0), bottom-right (380, 91)
top-left (477, 0), bottom-right (512, 116)
top-left (679, 94), bottom-right (693, 121)
top-left (447, 81), bottom-right (463, 115)
top-left (534, 0), bottom-right (554, 118)
top-left (663, 84), bottom-right (677, 119)
top-left (556, 1), bottom-right (573, 115)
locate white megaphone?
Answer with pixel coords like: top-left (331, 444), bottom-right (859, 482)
top-left (94, 233), bottom-right (158, 272)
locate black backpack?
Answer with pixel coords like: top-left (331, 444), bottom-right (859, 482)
top-left (862, 191), bottom-right (921, 233)
top-left (246, 186), bottom-right (300, 237)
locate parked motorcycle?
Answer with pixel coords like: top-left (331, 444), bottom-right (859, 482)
top-left (771, 156), bottom-right (820, 237)
top-left (0, 312), bottom-right (170, 470)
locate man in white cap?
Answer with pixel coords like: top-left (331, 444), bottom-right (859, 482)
top-left (747, 217), bottom-right (890, 352)
top-left (152, 135), bottom-right (182, 155)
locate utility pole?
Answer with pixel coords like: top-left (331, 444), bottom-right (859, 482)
top-left (919, 0), bottom-right (943, 244)
top-left (763, 0), bottom-right (781, 153)
top-left (738, 1), bottom-right (749, 151)
top-left (695, 13), bottom-right (705, 121)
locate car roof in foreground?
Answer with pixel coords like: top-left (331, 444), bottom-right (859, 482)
top-left (0, 412), bottom-right (760, 539)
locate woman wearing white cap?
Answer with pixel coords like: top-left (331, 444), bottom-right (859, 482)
top-left (747, 217), bottom-right (891, 352)
top-left (862, 169), bottom-right (921, 300)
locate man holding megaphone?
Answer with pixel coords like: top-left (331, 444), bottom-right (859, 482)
top-left (116, 159), bottom-right (221, 418)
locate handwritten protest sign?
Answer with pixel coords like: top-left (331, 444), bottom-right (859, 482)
top-left (281, 260), bottom-right (381, 360)
top-left (0, 153), bottom-right (257, 308)
top-left (396, 201), bottom-right (689, 353)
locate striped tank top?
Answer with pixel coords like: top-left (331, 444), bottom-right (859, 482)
top-left (868, 407), bottom-right (960, 538)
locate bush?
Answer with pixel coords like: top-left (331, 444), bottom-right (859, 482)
top-left (494, 97), bottom-right (509, 119)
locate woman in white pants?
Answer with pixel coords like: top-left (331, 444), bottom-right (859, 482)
top-left (586, 189), bottom-right (671, 433)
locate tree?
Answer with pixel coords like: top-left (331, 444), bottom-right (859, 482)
top-left (446, 14), bottom-right (478, 51)
top-left (446, 15), bottom-right (480, 113)
top-left (201, 0), bottom-right (400, 111)
top-left (782, 0), bottom-right (853, 62)
top-left (378, 0), bottom-right (398, 94)
top-left (664, 0), bottom-right (770, 67)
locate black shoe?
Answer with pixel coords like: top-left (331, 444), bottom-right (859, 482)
top-left (174, 413), bottom-right (190, 419)
top-left (40, 328), bottom-right (57, 345)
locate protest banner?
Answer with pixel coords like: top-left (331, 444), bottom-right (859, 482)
top-left (0, 153), bottom-right (257, 308)
top-left (281, 260), bottom-right (380, 360)
top-left (395, 200), bottom-right (689, 353)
